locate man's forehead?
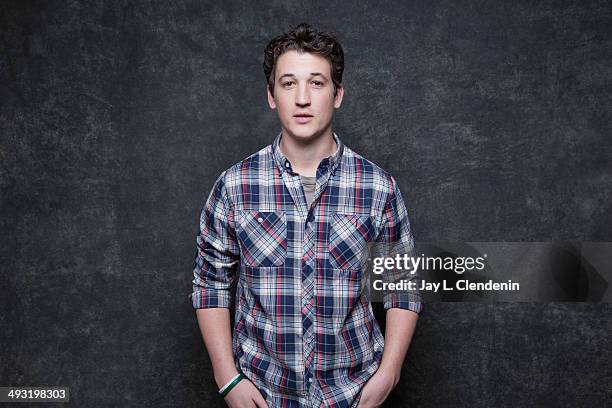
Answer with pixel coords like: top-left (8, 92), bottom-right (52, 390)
top-left (275, 50), bottom-right (332, 78)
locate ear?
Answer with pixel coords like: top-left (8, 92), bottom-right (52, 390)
top-left (267, 86), bottom-right (276, 109)
top-left (333, 86), bottom-right (344, 109)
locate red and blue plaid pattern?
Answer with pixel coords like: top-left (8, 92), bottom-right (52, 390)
top-left (192, 132), bottom-right (422, 408)
top-left (236, 210), bottom-right (288, 267)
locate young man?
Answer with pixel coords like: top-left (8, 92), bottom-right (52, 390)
top-left (191, 23), bottom-right (422, 408)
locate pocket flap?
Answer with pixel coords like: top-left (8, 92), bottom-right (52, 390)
top-left (236, 210), bottom-right (287, 267)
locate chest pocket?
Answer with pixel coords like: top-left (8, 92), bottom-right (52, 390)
top-left (236, 210), bottom-right (287, 267)
top-left (328, 213), bottom-right (375, 270)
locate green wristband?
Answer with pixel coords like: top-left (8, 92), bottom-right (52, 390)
top-left (218, 373), bottom-right (245, 397)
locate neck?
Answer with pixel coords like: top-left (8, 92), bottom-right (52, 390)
top-left (279, 129), bottom-right (337, 177)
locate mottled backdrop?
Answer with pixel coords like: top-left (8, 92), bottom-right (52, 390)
top-left (1, 0), bottom-right (611, 407)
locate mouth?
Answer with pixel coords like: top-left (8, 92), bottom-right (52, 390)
top-left (294, 113), bottom-right (313, 124)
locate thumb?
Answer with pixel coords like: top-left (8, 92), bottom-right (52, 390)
top-left (253, 391), bottom-right (269, 408)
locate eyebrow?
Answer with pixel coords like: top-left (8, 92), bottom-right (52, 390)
top-left (278, 73), bottom-right (328, 80)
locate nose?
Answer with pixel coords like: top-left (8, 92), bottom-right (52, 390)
top-left (295, 82), bottom-right (310, 107)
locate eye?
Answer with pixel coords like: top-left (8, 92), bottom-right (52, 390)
top-left (312, 80), bottom-right (324, 87)
top-left (282, 81), bottom-right (295, 87)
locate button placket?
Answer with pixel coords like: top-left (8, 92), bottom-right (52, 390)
top-left (301, 208), bottom-right (316, 379)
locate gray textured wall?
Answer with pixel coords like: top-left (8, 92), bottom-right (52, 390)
top-left (1, 0), bottom-right (611, 407)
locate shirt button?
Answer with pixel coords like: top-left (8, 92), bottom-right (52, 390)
top-left (257, 217), bottom-right (263, 223)
top-left (308, 377), bottom-right (313, 383)
top-left (285, 161), bottom-right (290, 168)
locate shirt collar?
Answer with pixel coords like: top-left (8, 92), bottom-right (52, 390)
top-left (272, 131), bottom-right (344, 176)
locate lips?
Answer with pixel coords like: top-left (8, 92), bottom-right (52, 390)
top-left (294, 113), bottom-right (313, 124)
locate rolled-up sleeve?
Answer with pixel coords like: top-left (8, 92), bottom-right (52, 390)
top-left (376, 175), bottom-right (423, 314)
top-left (191, 171), bottom-right (240, 309)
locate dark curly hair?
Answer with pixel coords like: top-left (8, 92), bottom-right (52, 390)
top-left (263, 23), bottom-right (344, 97)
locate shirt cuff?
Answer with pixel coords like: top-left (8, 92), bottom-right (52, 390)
top-left (383, 292), bottom-right (423, 314)
top-left (191, 287), bottom-right (233, 309)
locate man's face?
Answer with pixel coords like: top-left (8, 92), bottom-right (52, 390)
top-left (267, 50), bottom-right (344, 142)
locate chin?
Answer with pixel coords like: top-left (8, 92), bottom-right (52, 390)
top-left (286, 127), bottom-right (319, 140)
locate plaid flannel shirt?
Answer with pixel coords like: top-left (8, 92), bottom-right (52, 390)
top-left (191, 132), bottom-right (422, 408)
